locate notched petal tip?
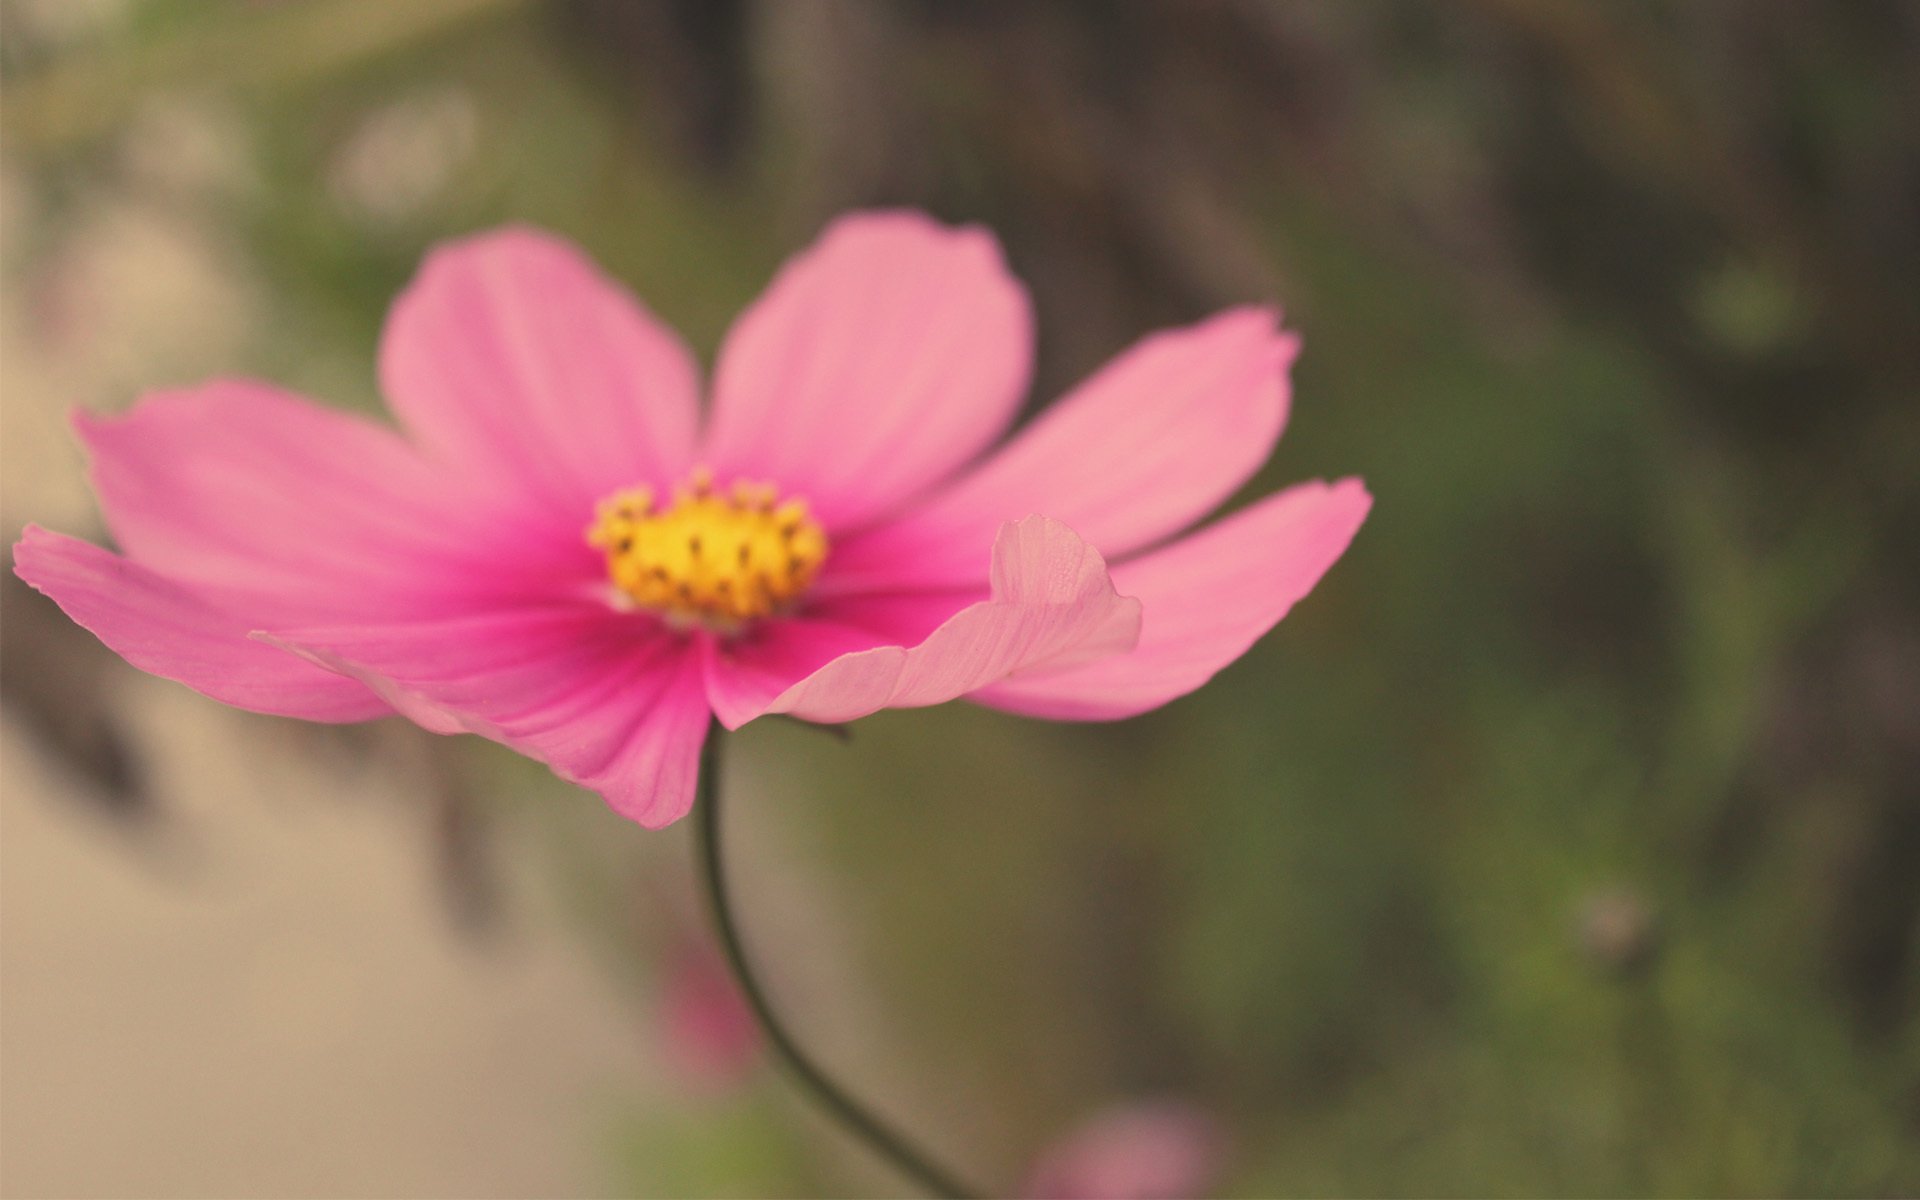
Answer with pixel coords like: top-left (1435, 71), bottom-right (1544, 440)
top-left (389, 225), bottom-right (644, 344)
top-left (803, 209), bottom-right (1030, 331)
top-left (1323, 474), bottom-right (1374, 517)
top-left (11, 523), bottom-right (57, 578)
top-left (815, 207), bottom-right (1006, 253)
top-left (415, 221), bottom-right (579, 262)
top-left (1210, 301), bottom-right (1283, 331)
top-left (70, 378), bottom-right (257, 447)
top-left (784, 209), bottom-right (1025, 309)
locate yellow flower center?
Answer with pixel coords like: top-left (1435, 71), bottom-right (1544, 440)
top-left (586, 468), bottom-right (829, 633)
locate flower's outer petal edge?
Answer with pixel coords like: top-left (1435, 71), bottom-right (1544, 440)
top-left (380, 225), bottom-right (703, 529)
top-left (259, 610), bottom-right (710, 828)
top-left (751, 515), bottom-right (1141, 726)
top-left (823, 307), bottom-right (1296, 590)
top-left (971, 478), bottom-right (1371, 720)
top-left (702, 209), bottom-right (1034, 531)
top-left (70, 379), bottom-right (591, 618)
top-left (11, 526), bottom-right (391, 722)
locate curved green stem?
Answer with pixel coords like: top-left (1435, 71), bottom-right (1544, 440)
top-left (693, 726), bottom-right (981, 1200)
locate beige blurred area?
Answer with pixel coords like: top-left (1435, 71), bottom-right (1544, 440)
top-left (1, 700), bottom-right (653, 1199)
top-left (0, 11), bottom-right (656, 1195)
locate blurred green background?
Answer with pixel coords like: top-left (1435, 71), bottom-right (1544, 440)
top-left (2, 1), bottom-right (1916, 1196)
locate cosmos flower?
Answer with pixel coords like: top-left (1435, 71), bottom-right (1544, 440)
top-left (13, 212), bottom-right (1370, 826)
top-left (1023, 1100), bottom-right (1226, 1200)
top-left (656, 936), bottom-right (762, 1093)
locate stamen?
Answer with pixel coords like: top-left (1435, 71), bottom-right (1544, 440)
top-left (586, 472), bottom-right (829, 633)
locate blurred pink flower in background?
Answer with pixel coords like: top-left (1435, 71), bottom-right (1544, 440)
top-left (656, 937), bottom-right (762, 1092)
top-left (1023, 1100), bottom-right (1227, 1200)
top-left (15, 211), bottom-right (1369, 826)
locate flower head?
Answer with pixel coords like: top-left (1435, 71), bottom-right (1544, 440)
top-left (1023, 1100), bottom-right (1227, 1199)
top-left (14, 212), bottom-right (1370, 826)
top-left (656, 936), bottom-right (762, 1092)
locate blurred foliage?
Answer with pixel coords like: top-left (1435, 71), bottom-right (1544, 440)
top-left (2, 0), bottom-right (1916, 1195)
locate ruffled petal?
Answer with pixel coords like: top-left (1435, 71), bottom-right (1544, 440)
top-left (702, 211), bottom-right (1033, 530)
top-left (756, 517), bottom-right (1140, 726)
top-left (380, 226), bottom-right (702, 528)
top-left (76, 380), bottom-right (577, 620)
top-left (827, 308), bottom-right (1295, 589)
top-left (11, 527), bottom-right (388, 722)
top-left (972, 479), bottom-right (1370, 720)
top-left (264, 608), bottom-right (710, 827)
top-left (700, 590), bottom-right (980, 730)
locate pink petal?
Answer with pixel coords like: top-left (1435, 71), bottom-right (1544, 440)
top-left (1023, 1100), bottom-right (1227, 1200)
top-left (973, 479), bottom-right (1370, 720)
top-left (702, 211), bottom-right (1033, 530)
top-left (11, 527), bottom-right (387, 722)
top-left (380, 226), bottom-right (702, 529)
top-left (263, 608), bottom-right (711, 827)
top-left (757, 517), bottom-right (1141, 726)
top-left (701, 590), bottom-right (980, 730)
top-left (76, 380), bottom-right (578, 619)
top-left (828, 308), bottom-right (1295, 589)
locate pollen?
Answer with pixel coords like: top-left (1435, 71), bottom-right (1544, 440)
top-left (586, 468), bottom-right (829, 632)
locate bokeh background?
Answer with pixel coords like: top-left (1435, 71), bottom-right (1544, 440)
top-left (3, 1), bottom-right (1917, 1196)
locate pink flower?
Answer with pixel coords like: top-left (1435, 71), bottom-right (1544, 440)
top-left (1023, 1100), bottom-right (1227, 1200)
top-left (13, 212), bottom-right (1370, 826)
top-left (656, 937), bottom-right (762, 1092)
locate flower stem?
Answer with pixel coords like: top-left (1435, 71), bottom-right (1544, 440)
top-left (693, 726), bottom-right (981, 1200)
